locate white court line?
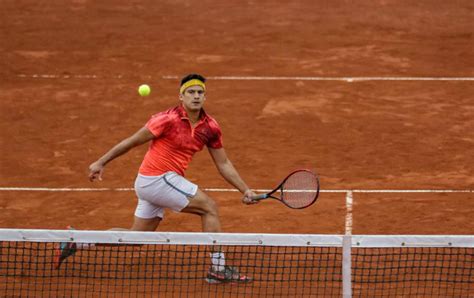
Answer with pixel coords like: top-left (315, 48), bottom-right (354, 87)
top-left (201, 76), bottom-right (474, 82)
top-left (0, 187), bottom-right (471, 193)
top-left (16, 74), bottom-right (474, 81)
top-left (345, 191), bottom-right (353, 236)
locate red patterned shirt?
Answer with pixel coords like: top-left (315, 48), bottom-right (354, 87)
top-left (139, 105), bottom-right (223, 176)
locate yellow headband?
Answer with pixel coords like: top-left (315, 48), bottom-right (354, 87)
top-left (180, 79), bottom-right (206, 94)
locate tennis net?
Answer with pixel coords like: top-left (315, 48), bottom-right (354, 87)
top-left (0, 230), bottom-right (472, 297)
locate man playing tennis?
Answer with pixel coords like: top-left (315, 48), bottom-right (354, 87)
top-left (55, 74), bottom-right (257, 283)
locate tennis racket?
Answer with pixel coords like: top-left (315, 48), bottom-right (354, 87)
top-left (250, 169), bottom-right (320, 209)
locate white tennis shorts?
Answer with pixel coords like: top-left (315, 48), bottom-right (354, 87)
top-left (134, 172), bottom-right (198, 219)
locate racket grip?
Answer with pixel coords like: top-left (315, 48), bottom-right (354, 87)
top-left (250, 194), bottom-right (268, 201)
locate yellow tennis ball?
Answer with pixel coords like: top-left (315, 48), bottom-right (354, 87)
top-left (138, 84), bottom-right (151, 96)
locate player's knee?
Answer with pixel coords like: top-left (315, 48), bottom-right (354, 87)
top-left (185, 191), bottom-right (219, 216)
top-left (131, 216), bottom-right (161, 231)
top-left (195, 194), bottom-right (218, 215)
top-left (204, 198), bottom-right (219, 216)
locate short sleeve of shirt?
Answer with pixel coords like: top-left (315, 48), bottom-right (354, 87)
top-left (207, 119), bottom-right (223, 149)
top-left (145, 113), bottom-right (172, 137)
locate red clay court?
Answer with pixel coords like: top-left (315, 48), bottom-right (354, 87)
top-left (0, 1), bottom-right (473, 297)
top-left (1, 0), bottom-right (472, 234)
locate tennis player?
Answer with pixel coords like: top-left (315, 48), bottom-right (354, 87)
top-left (55, 74), bottom-right (257, 283)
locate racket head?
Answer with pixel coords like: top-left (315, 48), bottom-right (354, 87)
top-left (278, 169), bottom-right (320, 209)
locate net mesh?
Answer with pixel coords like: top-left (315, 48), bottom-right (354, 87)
top-left (0, 231), bottom-right (472, 297)
top-left (352, 247), bottom-right (473, 297)
top-left (0, 241), bottom-right (341, 297)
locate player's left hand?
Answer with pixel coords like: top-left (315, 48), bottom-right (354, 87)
top-left (242, 189), bottom-right (259, 205)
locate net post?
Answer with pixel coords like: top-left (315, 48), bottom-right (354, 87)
top-left (342, 235), bottom-right (352, 298)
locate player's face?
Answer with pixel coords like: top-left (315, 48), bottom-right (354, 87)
top-left (180, 85), bottom-right (206, 111)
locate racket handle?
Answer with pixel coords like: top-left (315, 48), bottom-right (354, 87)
top-left (250, 194), bottom-right (268, 201)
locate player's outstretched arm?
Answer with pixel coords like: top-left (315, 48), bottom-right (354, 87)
top-left (208, 147), bottom-right (258, 204)
top-left (88, 127), bottom-right (155, 182)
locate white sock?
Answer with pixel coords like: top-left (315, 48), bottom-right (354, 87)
top-left (210, 252), bottom-right (225, 271)
top-left (75, 243), bottom-right (95, 249)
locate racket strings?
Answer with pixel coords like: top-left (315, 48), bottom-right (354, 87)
top-left (282, 171), bottom-right (319, 208)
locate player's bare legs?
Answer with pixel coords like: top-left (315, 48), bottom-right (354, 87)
top-left (108, 216), bottom-right (162, 232)
top-left (131, 216), bottom-right (162, 231)
top-left (181, 189), bottom-right (221, 232)
top-left (181, 189), bottom-right (250, 283)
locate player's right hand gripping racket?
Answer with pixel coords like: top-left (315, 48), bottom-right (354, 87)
top-left (250, 169), bottom-right (320, 209)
